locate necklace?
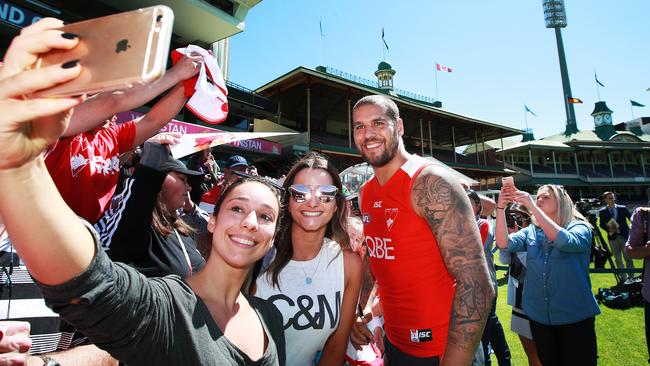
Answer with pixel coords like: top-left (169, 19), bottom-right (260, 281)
top-left (301, 246), bottom-right (323, 285)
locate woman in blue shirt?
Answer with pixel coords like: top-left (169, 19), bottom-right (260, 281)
top-left (495, 184), bottom-right (600, 366)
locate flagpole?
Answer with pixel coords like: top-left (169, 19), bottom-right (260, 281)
top-left (524, 106), bottom-right (529, 131)
top-left (631, 103), bottom-right (635, 119)
top-left (595, 70), bottom-right (601, 101)
top-left (434, 62), bottom-right (439, 101)
top-left (319, 19), bottom-right (323, 67)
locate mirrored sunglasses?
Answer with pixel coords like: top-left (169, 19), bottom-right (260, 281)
top-left (288, 184), bottom-right (338, 203)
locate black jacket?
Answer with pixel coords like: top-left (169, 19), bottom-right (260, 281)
top-left (95, 164), bottom-right (205, 279)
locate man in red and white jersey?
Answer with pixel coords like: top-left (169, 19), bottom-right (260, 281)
top-left (349, 95), bottom-right (494, 366)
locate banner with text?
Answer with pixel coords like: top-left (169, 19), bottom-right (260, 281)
top-left (115, 112), bottom-right (288, 156)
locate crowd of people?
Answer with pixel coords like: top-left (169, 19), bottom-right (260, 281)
top-left (0, 16), bottom-right (647, 366)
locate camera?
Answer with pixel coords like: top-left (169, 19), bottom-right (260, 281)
top-left (505, 204), bottom-right (531, 229)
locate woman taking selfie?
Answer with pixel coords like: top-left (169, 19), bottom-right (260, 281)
top-left (255, 152), bottom-right (362, 366)
top-left (0, 18), bottom-right (285, 366)
top-left (495, 184), bottom-right (600, 366)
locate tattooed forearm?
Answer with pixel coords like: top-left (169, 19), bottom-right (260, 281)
top-left (412, 167), bottom-right (495, 357)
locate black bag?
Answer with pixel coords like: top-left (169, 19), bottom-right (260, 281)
top-left (591, 241), bottom-right (611, 269)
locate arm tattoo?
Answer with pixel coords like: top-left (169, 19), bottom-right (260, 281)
top-left (412, 168), bottom-right (494, 351)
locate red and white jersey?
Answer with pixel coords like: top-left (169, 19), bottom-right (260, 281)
top-left (360, 155), bottom-right (456, 358)
top-left (45, 122), bottom-right (136, 223)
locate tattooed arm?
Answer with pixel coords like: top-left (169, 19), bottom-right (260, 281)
top-left (411, 166), bottom-right (494, 366)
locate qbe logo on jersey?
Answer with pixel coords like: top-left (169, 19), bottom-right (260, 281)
top-left (410, 328), bottom-right (433, 343)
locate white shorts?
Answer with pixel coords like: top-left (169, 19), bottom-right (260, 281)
top-left (511, 307), bottom-right (533, 339)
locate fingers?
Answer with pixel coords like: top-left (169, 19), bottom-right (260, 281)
top-left (374, 329), bottom-right (385, 354)
top-left (0, 321), bottom-right (30, 354)
top-left (19, 17), bottom-right (64, 35)
top-left (2, 97), bottom-right (81, 125)
top-left (362, 313), bottom-right (373, 324)
top-left (0, 352), bottom-right (27, 366)
top-left (0, 61), bottom-right (81, 99)
top-left (1, 29), bottom-right (78, 80)
top-left (148, 132), bottom-right (182, 145)
top-left (349, 319), bottom-right (374, 350)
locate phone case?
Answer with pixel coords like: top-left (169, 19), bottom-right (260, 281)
top-left (32, 6), bottom-right (174, 97)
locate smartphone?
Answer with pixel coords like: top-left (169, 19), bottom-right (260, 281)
top-left (502, 176), bottom-right (515, 191)
top-left (32, 6), bottom-right (174, 97)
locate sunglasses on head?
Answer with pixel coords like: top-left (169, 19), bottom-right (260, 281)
top-left (288, 184), bottom-right (338, 203)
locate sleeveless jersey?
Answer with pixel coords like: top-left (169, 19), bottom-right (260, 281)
top-left (360, 155), bottom-right (456, 358)
top-left (255, 238), bottom-right (344, 366)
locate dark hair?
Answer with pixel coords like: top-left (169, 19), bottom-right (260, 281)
top-left (152, 187), bottom-right (196, 237)
top-left (466, 189), bottom-right (482, 216)
top-left (212, 175), bottom-right (283, 237)
top-left (602, 191), bottom-right (615, 200)
top-left (352, 95), bottom-right (400, 122)
top-left (265, 152), bottom-right (350, 289)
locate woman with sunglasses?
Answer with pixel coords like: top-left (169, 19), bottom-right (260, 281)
top-left (0, 19), bottom-right (285, 365)
top-left (495, 184), bottom-right (600, 366)
top-left (255, 152), bottom-right (362, 366)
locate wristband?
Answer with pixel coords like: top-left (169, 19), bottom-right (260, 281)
top-left (497, 207), bottom-right (505, 210)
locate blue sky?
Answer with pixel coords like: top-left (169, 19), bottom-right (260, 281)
top-left (228, 0), bottom-right (650, 142)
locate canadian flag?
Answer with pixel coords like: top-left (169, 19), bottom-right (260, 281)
top-left (436, 63), bottom-right (453, 73)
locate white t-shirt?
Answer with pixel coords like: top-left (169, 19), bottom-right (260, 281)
top-left (256, 238), bottom-right (345, 366)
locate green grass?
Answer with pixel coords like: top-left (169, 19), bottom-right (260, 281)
top-left (490, 259), bottom-right (646, 365)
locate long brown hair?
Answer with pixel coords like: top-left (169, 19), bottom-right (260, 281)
top-left (152, 193), bottom-right (195, 237)
top-left (265, 152), bottom-right (350, 289)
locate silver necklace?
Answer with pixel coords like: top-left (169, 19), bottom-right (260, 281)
top-left (301, 247), bottom-right (323, 285)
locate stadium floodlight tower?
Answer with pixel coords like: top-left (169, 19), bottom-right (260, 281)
top-left (543, 0), bottom-right (578, 135)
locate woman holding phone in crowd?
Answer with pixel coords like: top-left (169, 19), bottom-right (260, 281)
top-left (495, 184), bottom-right (600, 366)
top-left (255, 152), bottom-right (362, 366)
top-left (0, 18), bottom-right (285, 365)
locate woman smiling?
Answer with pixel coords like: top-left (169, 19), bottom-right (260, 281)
top-left (255, 152), bottom-right (362, 366)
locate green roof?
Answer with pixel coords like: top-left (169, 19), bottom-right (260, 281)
top-left (591, 101), bottom-right (614, 116)
top-left (377, 61), bottom-right (393, 71)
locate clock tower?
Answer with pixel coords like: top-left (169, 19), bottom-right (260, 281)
top-left (591, 101), bottom-right (616, 140)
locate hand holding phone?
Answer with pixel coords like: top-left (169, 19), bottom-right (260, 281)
top-left (502, 176), bottom-right (516, 193)
top-left (32, 6), bottom-right (174, 97)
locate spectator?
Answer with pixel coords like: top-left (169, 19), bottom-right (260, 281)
top-left (200, 155), bottom-right (249, 213)
top-left (467, 189), bottom-right (511, 366)
top-left (44, 54), bottom-right (201, 223)
top-left (495, 185), bottom-right (599, 366)
top-left (625, 207), bottom-right (650, 364)
top-left (255, 152), bottom-right (362, 366)
top-left (498, 205), bottom-right (541, 366)
top-left (599, 191), bottom-right (633, 282)
top-left (186, 148), bottom-right (219, 202)
top-left (0, 18), bottom-right (289, 365)
top-left (95, 139), bottom-right (206, 278)
top-left (345, 216), bottom-right (384, 366)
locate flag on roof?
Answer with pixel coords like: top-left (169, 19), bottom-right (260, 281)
top-left (524, 105), bottom-right (537, 116)
top-left (595, 72), bottom-right (605, 87)
top-left (381, 28), bottom-right (389, 51)
top-left (631, 100), bottom-right (646, 107)
top-left (436, 63), bottom-right (453, 73)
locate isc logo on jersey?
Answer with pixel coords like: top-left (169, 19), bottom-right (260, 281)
top-left (410, 328), bottom-right (433, 343)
